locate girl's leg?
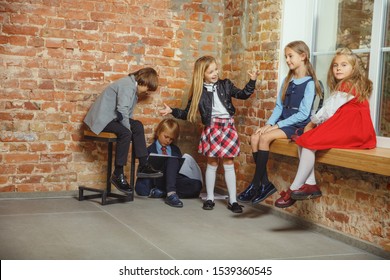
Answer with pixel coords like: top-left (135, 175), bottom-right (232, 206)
top-left (250, 132), bottom-right (260, 153)
top-left (290, 147), bottom-right (316, 190)
top-left (251, 151), bottom-right (271, 183)
top-left (222, 158), bottom-right (237, 204)
top-left (251, 129), bottom-right (286, 204)
top-left (252, 129), bottom-right (287, 186)
top-left (205, 157), bottom-right (218, 202)
top-left (223, 157), bottom-right (243, 213)
top-left (296, 146), bottom-right (316, 186)
top-left (289, 147), bottom-right (321, 200)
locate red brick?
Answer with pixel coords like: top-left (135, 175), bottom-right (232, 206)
top-left (0, 165), bottom-right (17, 175)
top-left (17, 164), bottom-right (35, 174)
top-left (0, 112), bottom-right (13, 121)
top-left (40, 153), bottom-right (72, 162)
top-left (0, 185), bottom-right (16, 192)
top-left (90, 12), bottom-right (118, 22)
top-left (29, 143), bottom-right (47, 152)
top-left (9, 35), bottom-right (27, 46)
top-left (2, 25), bottom-right (39, 36)
top-left (50, 143), bottom-right (66, 152)
top-left (4, 154), bottom-right (40, 163)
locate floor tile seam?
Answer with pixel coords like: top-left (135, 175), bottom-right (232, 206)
top-left (97, 205), bottom-right (176, 260)
top-left (270, 252), bottom-right (380, 260)
top-left (0, 210), bottom-right (103, 217)
top-left (0, 196), bottom-right (76, 201)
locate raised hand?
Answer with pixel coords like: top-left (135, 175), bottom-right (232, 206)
top-left (159, 103), bottom-right (172, 116)
top-left (247, 65), bottom-right (260, 80)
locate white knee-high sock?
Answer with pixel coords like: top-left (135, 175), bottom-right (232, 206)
top-left (297, 146), bottom-right (316, 186)
top-left (223, 164), bottom-right (237, 204)
top-left (205, 164), bottom-right (218, 201)
top-left (290, 147), bottom-right (316, 190)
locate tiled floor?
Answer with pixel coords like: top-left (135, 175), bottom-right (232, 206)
top-left (0, 193), bottom-right (386, 260)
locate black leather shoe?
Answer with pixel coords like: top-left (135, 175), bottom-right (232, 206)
top-left (202, 200), bottom-right (215, 210)
top-left (137, 163), bottom-right (163, 179)
top-left (251, 182), bottom-right (277, 205)
top-left (165, 193), bottom-right (183, 208)
top-left (110, 173), bottom-right (132, 194)
top-left (227, 202), bottom-right (243, 213)
top-left (237, 183), bottom-right (258, 203)
top-left (149, 187), bottom-right (166, 198)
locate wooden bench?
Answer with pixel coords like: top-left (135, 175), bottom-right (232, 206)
top-left (269, 139), bottom-right (390, 176)
top-left (78, 130), bottom-right (136, 205)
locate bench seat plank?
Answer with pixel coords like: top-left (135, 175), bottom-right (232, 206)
top-left (269, 139), bottom-right (390, 176)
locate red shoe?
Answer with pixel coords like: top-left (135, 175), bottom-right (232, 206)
top-left (290, 184), bottom-right (322, 200)
top-left (274, 189), bottom-right (296, 208)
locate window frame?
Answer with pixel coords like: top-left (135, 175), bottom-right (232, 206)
top-left (280, 0), bottom-right (390, 148)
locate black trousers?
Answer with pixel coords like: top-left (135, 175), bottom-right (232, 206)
top-left (102, 119), bottom-right (148, 166)
top-left (135, 157), bottom-right (202, 198)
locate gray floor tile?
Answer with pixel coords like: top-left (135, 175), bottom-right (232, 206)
top-left (0, 197), bottom-right (97, 215)
top-left (105, 197), bottom-right (383, 260)
top-left (0, 196), bottom-right (384, 260)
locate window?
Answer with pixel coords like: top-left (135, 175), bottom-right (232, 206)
top-left (379, 2), bottom-right (390, 137)
top-left (281, 0), bottom-right (390, 147)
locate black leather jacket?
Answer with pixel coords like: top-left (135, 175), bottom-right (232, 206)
top-left (171, 78), bottom-right (256, 126)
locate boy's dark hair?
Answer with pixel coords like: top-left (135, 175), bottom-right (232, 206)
top-left (129, 67), bottom-right (159, 91)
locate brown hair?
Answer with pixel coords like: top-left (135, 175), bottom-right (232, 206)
top-left (327, 48), bottom-right (372, 102)
top-left (187, 56), bottom-right (217, 122)
top-left (154, 118), bottom-right (180, 141)
top-left (129, 67), bottom-right (159, 91)
top-left (281, 41), bottom-right (323, 101)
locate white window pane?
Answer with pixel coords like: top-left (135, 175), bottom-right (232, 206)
top-left (379, 52), bottom-right (390, 137)
top-left (315, 0), bottom-right (374, 52)
top-left (385, 2), bottom-right (390, 47)
top-left (379, 3), bottom-right (390, 137)
top-left (314, 55), bottom-right (333, 96)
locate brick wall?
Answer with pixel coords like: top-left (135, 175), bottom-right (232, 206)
top-left (221, 0), bottom-right (281, 190)
top-left (0, 0), bottom-right (224, 191)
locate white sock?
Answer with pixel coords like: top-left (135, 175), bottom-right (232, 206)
top-left (290, 148), bottom-right (316, 190)
top-left (223, 164), bottom-right (237, 204)
top-left (305, 169), bottom-right (317, 185)
top-left (205, 164), bottom-right (218, 201)
top-left (296, 147), bottom-right (316, 186)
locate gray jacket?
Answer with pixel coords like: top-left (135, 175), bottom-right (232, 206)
top-left (84, 75), bottom-right (138, 134)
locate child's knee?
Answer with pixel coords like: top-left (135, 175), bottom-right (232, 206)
top-left (250, 133), bottom-right (259, 144)
top-left (130, 119), bottom-right (144, 133)
top-left (135, 178), bottom-right (153, 196)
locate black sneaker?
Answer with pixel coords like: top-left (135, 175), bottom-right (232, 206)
top-left (202, 200), bottom-right (215, 210)
top-left (110, 173), bottom-right (132, 194)
top-left (137, 163), bottom-right (163, 179)
top-left (227, 202), bottom-right (243, 213)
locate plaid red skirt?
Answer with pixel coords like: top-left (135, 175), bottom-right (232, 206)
top-left (198, 117), bottom-right (240, 158)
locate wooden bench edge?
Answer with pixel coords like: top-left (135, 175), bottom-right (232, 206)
top-left (269, 139), bottom-right (390, 176)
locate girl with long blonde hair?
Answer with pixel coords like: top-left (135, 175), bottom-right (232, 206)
top-left (160, 56), bottom-right (259, 213)
top-left (238, 40), bottom-right (323, 206)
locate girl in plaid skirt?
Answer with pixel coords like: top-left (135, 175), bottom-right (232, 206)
top-left (160, 56), bottom-right (259, 213)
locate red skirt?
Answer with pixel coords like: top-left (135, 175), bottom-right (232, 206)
top-left (296, 99), bottom-right (376, 150)
top-left (198, 117), bottom-right (240, 158)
